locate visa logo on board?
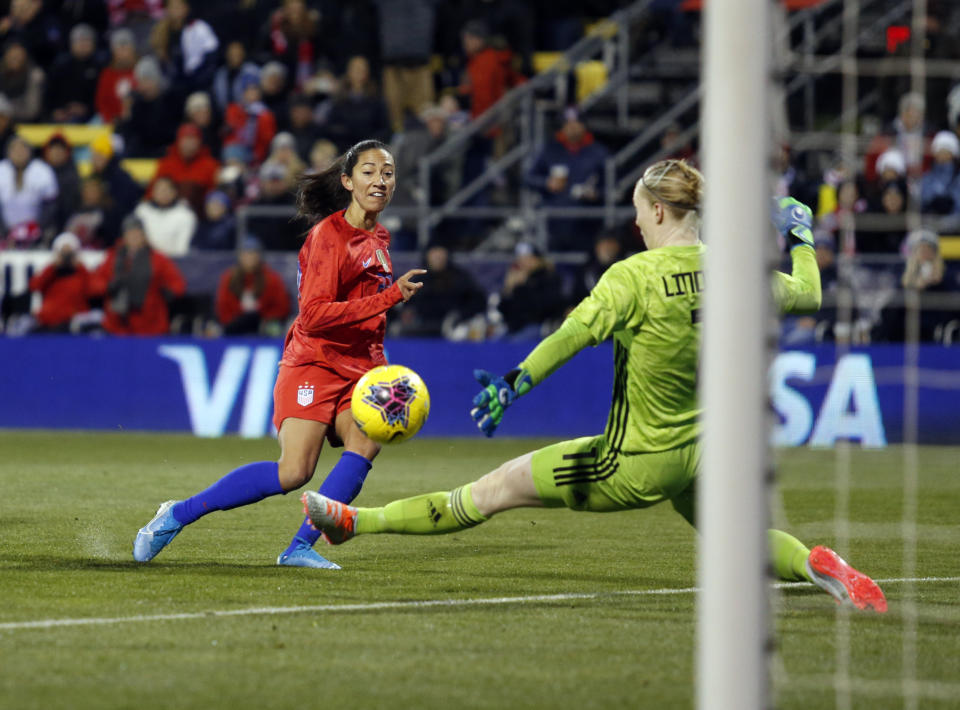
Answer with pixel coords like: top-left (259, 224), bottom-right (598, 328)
top-left (159, 345), bottom-right (888, 446)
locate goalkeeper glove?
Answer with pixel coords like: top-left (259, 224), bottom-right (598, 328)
top-left (772, 197), bottom-right (814, 251)
top-left (470, 367), bottom-right (533, 437)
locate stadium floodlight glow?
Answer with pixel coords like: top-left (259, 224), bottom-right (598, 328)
top-left (697, 0), bottom-right (771, 708)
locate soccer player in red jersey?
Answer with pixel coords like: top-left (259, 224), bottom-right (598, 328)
top-left (133, 139), bottom-right (426, 568)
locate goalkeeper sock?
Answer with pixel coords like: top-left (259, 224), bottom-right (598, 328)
top-left (768, 529), bottom-right (812, 582)
top-left (284, 451), bottom-right (371, 553)
top-left (355, 483), bottom-right (488, 535)
top-left (171, 461), bottom-right (285, 526)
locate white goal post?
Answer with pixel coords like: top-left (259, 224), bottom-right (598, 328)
top-left (698, 0), bottom-right (772, 709)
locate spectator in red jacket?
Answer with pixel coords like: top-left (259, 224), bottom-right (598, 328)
top-left (459, 20), bottom-right (525, 120)
top-left (28, 232), bottom-right (90, 332)
top-left (154, 122), bottom-right (220, 214)
top-left (215, 236), bottom-right (290, 335)
top-left (223, 72), bottom-right (277, 166)
top-left (95, 28), bottom-right (137, 124)
top-left (91, 214), bottom-right (186, 335)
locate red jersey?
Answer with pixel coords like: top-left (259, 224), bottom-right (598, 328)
top-left (280, 210), bottom-right (402, 379)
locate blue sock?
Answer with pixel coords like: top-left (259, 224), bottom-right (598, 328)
top-left (171, 461), bottom-right (285, 526)
top-left (285, 451), bottom-right (371, 552)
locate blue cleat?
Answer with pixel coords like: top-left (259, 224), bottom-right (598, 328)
top-left (133, 500), bottom-right (183, 563)
top-left (276, 539), bottom-right (341, 569)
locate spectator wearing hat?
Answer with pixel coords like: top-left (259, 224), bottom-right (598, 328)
top-left (0, 40), bottom-right (45, 122)
top-left (183, 90), bottom-right (221, 159)
top-left (134, 175), bottom-right (197, 257)
top-left (154, 122), bottom-right (221, 215)
top-left (496, 241), bottom-right (567, 339)
top-left (459, 20), bottom-right (525, 122)
top-left (192, 190), bottom-right (235, 251)
top-left (0, 135), bottom-right (57, 244)
top-left (526, 108), bottom-right (610, 251)
top-left (119, 56), bottom-right (181, 157)
top-left (149, 0), bottom-right (219, 94)
top-left (90, 213), bottom-right (186, 336)
top-left (95, 28), bottom-right (137, 124)
top-left (265, 131), bottom-right (305, 190)
top-left (259, 61), bottom-right (292, 128)
top-left (920, 130), bottom-right (960, 216)
top-left (89, 133), bottom-right (142, 225)
top-left (212, 40), bottom-right (258, 114)
top-left (28, 232), bottom-right (90, 332)
top-left (865, 91), bottom-right (932, 183)
top-left (877, 229), bottom-right (957, 342)
top-left (64, 176), bottom-right (121, 249)
top-left (374, 0), bottom-right (437, 133)
top-left (215, 236), bottom-right (291, 335)
top-left (223, 72), bottom-right (278, 165)
top-left (44, 23), bottom-right (101, 123)
top-left (246, 161), bottom-right (302, 251)
top-left (42, 133), bottom-right (81, 232)
top-left (324, 55), bottom-right (392, 152)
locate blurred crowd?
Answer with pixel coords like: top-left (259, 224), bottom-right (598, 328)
top-left (0, 0), bottom-right (634, 337)
top-left (1, 0), bottom-right (959, 343)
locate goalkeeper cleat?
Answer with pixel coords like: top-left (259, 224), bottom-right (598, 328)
top-left (133, 500), bottom-right (183, 563)
top-left (276, 539), bottom-right (341, 569)
top-left (301, 492), bottom-right (357, 545)
top-left (805, 545), bottom-right (888, 613)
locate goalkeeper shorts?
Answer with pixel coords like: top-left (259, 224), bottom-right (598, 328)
top-left (530, 435), bottom-right (701, 512)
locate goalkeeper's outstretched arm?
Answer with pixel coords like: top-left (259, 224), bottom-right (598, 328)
top-left (771, 197), bottom-right (822, 315)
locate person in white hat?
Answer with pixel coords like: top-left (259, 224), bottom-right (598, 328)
top-left (920, 131), bottom-right (960, 214)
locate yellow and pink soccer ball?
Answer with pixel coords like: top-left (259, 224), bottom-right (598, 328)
top-left (351, 364), bottom-right (430, 444)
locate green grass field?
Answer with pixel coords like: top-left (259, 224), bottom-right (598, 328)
top-left (1, 432), bottom-right (957, 709)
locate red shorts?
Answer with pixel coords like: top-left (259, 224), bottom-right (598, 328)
top-left (273, 363), bottom-right (357, 434)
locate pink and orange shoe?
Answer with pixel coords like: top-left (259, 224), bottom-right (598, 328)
top-left (301, 492), bottom-right (357, 545)
top-left (805, 545), bottom-right (888, 613)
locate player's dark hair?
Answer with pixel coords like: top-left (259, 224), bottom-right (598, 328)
top-left (295, 139), bottom-right (392, 221)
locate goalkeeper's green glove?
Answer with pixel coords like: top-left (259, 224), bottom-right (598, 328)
top-left (772, 196), bottom-right (815, 251)
top-left (470, 367), bottom-right (533, 437)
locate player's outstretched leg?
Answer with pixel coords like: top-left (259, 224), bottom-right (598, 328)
top-left (133, 461), bottom-right (286, 563)
top-left (805, 545), bottom-right (887, 613)
top-left (278, 451), bottom-right (371, 568)
top-left (303, 483), bottom-right (488, 545)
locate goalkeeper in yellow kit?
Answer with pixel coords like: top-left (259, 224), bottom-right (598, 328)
top-left (304, 159), bottom-right (887, 613)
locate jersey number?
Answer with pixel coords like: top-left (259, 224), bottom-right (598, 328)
top-left (690, 306), bottom-right (701, 324)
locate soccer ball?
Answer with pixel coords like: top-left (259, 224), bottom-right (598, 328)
top-left (351, 364), bottom-right (430, 444)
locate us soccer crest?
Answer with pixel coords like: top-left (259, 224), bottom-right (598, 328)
top-left (297, 383), bottom-right (315, 406)
top-left (362, 375), bottom-right (416, 427)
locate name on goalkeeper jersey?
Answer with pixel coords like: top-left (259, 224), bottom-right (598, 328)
top-left (662, 270), bottom-right (704, 297)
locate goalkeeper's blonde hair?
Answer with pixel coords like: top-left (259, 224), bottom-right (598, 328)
top-left (639, 159), bottom-right (704, 227)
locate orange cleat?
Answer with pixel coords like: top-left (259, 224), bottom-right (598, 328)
top-left (805, 545), bottom-right (888, 613)
top-left (301, 492), bottom-right (358, 545)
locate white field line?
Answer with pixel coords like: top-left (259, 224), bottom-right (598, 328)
top-left (1, 576), bottom-right (957, 632)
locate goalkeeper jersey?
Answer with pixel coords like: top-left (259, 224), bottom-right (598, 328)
top-left (520, 243), bottom-right (820, 454)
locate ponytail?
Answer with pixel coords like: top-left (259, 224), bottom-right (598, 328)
top-left (295, 139), bottom-right (392, 221)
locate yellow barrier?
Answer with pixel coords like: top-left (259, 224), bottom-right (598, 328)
top-left (940, 235), bottom-right (960, 260)
top-left (16, 124), bottom-right (112, 148)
